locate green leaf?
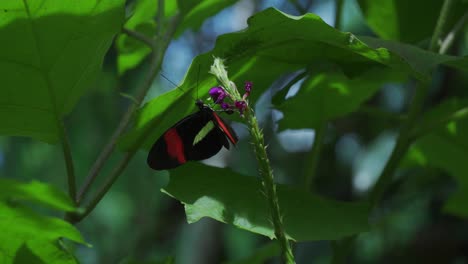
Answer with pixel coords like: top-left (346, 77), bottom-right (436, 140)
top-left (0, 203), bottom-right (86, 264)
top-left (0, 178), bottom-right (76, 212)
top-left (356, 0), bottom-right (468, 43)
top-left (116, 0), bottom-right (177, 74)
top-left (174, 0), bottom-right (239, 37)
top-left (410, 99), bottom-right (468, 138)
top-left (119, 8), bottom-right (417, 150)
top-left (275, 68), bottom-right (407, 130)
top-left (224, 242), bottom-right (280, 264)
top-left (0, 179), bottom-right (83, 263)
top-left (117, 0), bottom-right (237, 74)
top-left (0, 0), bottom-right (125, 143)
top-left (406, 99), bottom-right (468, 217)
top-left (13, 241), bottom-right (78, 264)
top-left (360, 36), bottom-right (468, 77)
top-left (162, 163), bottom-right (370, 241)
top-left (13, 244), bottom-right (44, 264)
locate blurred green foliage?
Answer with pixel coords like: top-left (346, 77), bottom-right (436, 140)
top-left (1, 0), bottom-right (468, 263)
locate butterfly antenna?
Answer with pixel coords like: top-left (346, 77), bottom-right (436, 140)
top-left (196, 64), bottom-right (201, 100)
top-left (161, 69), bottom-right (197, 101)
top-left (160, 71), bottom-right (179, 89)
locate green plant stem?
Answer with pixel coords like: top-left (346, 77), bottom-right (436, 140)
top-left (244, 108), bottom-right (295, 264)
top-left (70, 14), bottom-right (181, 223)
top-left (304, 122), bottom-right (326, 190)
top-left (370, 0), bottom-right (455, 207)
top-left (122, 28), bottom-right (156, 48)
top-left (369, 81), bottom-right (428, 206)
top-left (76, 83), bottom-right (148, 204)
top-left (76, 30), bottom-right (156, 204)
top-left (76, 152), bottom-right (134, 221)
top-left (331, 1), bottom-right (456, 263)
top-left (439, 11), bottom-right (468, 54)
top-left (210, 57), bottom-right (295, 263)
top-left (334, 0), bottom-right (343, 29)
top-left (429, 0), bottom-right (456, 52)
top-left (59, 121), bottom-right (76, 202)
top-left (76, 0), bottom-right (166, 204)
top-left (410, 106), bottom-right (468, 140)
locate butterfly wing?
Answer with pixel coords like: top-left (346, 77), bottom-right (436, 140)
top-left (211, 111), bottom-right (238, 147)
top-left (147, 109), bottom-right (229, 170)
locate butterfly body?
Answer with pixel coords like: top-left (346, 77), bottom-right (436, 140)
top-left (147, 100), bottom-right (238, 170)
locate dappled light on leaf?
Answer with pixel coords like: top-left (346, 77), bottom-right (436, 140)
top-left (162, 163), bottom-right (370, 241)
top-left (0, 0), bottom-right (125, 143)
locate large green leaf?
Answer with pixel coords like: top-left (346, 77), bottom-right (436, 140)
top-left (0, 179), bottom-right (84, 263)
top-left (0, 0), bottom-right (124, 143)
top-left (162, 163), bottom-right (370, 241)
top-left (356, 0), bottom-right (468, 44)
top-left (0, 203), bottom-right (85, 264)
top-left (119, 8), bottom-right (418, 150)
top-left (0, 178), bottom-right (75, 212)
top-left (406, 99), bottom-right (468, 217)
top-left (274, 68), bottom-right (407, 130)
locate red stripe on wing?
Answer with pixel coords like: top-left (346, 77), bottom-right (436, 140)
top-left (212, 112), bottom-right (238, 145)
top-left (164, 128), bottom-right (186, 164)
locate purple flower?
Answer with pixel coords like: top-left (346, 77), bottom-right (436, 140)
top-left (235, 100), bottom-right (247, 114)
top-left (209, 86), bottom-right (227, 103)
top-left (243, 81), bottom-right (252, 100)
top-left (221, 102), bottom-right (234, 114)
top-left (244, 81), bottom-right (252, 92)
top-left (220, 102), bottom-right (230, 110)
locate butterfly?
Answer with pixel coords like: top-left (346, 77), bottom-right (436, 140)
top-left (147, 99), bottom-right (238, 170)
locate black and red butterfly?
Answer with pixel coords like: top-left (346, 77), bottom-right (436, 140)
top-left (147, 99), bottom-right (238, 170)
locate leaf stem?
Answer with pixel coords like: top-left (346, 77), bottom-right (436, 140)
top-left (76, 0), bottom-right (168, 205)
top-left (429, 0), bottom-right (456, 52)
top-left (369, 81), bottom-right (428, 206)
top-left (76, 152), bottom-right (134, 221)
top-left (59, 121), bottom-right (77, 202)
top-left (76, 92), bottom-right (141, 204)
top-left (439, 10), bottom-right (468, 54)
top-left (334, 0), bottom-right (344, 29)
top-left (122, 28), bottom-right (156, 49)
top-left (71, 16), bottom-right (181, 224)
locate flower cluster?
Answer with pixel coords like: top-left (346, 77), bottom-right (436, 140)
top-left (209, 81), bottom-right (252, 115)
